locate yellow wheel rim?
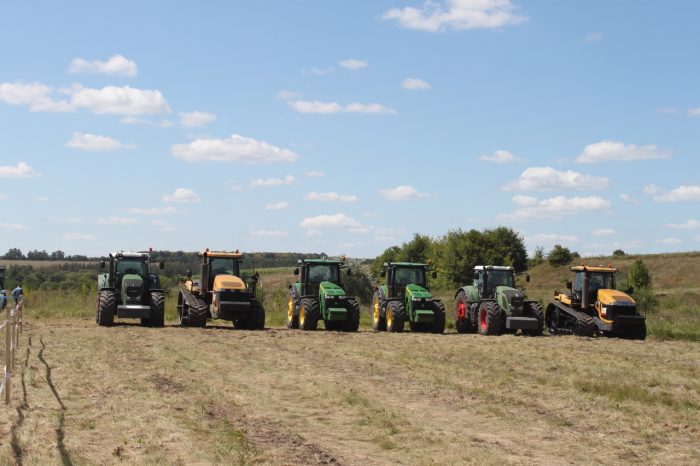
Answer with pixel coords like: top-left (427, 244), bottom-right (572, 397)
top-left (287, 297), bottom-right (293, 322)
top-left (386, 306), bottom-right (393, 330)
top-left (300, 305), bottom-right (305, 326)
top-left (373, 299), bottom-right (379, 323)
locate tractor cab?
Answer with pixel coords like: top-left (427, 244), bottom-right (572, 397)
top-left (571, 267), bottom-right (616, 305)
top-left (473, 266), bottom-right (517, 299)
top-left (294, 259), bottom-right (345, 297)
top-left (383, 263), bottom-right (429, 299)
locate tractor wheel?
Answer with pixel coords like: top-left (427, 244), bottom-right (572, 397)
top-left (188, 300), bottom-right (208, 328)
top-left (478, 301), bottom-right (502, 336)
top-left (299, 297), bottom-right (319, 331)
top-left (545, 304), bottom-right (559, 335)
top-left (343, 298), bottom-right (360, 332)
top-left (96, 289), bottom-right (115, 326)
top-left (454, 291), bottom-right (475, 334)
top-left (177, 291), bottom-right (189, 327)
top-left (371, 291), bottom-right (387, 331)
top-left (286, 290), bottom-right (299, 329)
top-left (386, 300), bottom-right (405, 333)
top-left (524, 302), bottom-right (543, 336)
top-left (248, 301), bottom-right (266, 330)
top-left (149, 291), bottom-right (165, 327)
top-left (431, 300), bottom-right (446, 334)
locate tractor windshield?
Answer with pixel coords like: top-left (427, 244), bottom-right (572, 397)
top-left (394, 267), bottom-right (426, 287)
top-left (210, 258), bottom-right (240, 277)
top-left (485, 270), bottom-right (515, 294)
top-left (307, 264), bottom-right (339, 283)
top-left (575, 272), bottom-right (615, 292)
top-left (116, 259), bottom-right (148, 276)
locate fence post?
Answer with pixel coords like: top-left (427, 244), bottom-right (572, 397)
top-left (4, 305), bottom-right (10, 404)
top-left (10, 304), bottom-right (16, 373)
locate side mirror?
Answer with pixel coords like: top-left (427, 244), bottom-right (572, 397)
top-left (99, 260), bottom-right (105, 269)
top-left (347, 268), bottom-right (352, 276)
top-left (432, 271), bottom-right (437, 279)
top-left (566, 281), bottom-right (572, 290)
top-left (186, 269), bottom-right (192, 278)
top-left (525, 274), bottom-right (531, 283)
top-left (159, 262), bottom-right (165, 270)
top-left (293, 268), bottom-right (299, 276)
top-left (380, 269), bottom-right (386, 278)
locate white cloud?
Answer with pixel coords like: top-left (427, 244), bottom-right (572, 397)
top-left (664, 219), bottom-right (700, 229)
top-left (0, 194), bottom-right (8, 200)
top-left (97, 216), bottom-right (138, 225)
top-left (69, 85), bottom-right (170, 115)
top-left (585, 32), bottom-right (603, 42)
top-left (619, 193), bottom-right (639, 204)
top-left (0, 162), bottom-right (40, 178)
top-left (68, 54), bottom-right (137, 76)
top-left (305, 192), bottom-right (358, 202)
top-left (36, 196), bottom-right (49, 202)
top-left (277, 90), bottom-right (301, 100)
top-left (374, 236), bottom-right (396, 243)
top-left (302, 67), bottom-right (333, 76)
top-left (527, 233), bottom-right (579, 244)
top-left (647, 185), bottom-right (700, 203)
top-left (250, 175), bottom-right (296, 188)
top-left (658, 237), bottom-right (682, 245)
top-left (503, 166), bottom-right (608, 191)
top-left (688, 108), bottom-right (700, 116)
top-left (0, 223), bottom-right (27, 231)
top-left (306, 229), bottom-right (323, 237)
top-left (265, 202), bottom-right (289, 210)
top-left (305, 170), bottom-right (324, 177)
top-left (480, 149), bottom-right (522, 164)
top-left (151, 219), bottom-right (185, 233)
top-left (576, 140), bottom-right (671, 163)
top-left (593, 228), bottom-right (616, 236)
top-left (251, 229), bottom-right (289, 238)
top-left (288, 100), bottom-right (396, 115)
top-left (499, 195), bottom-right (612, 222)
top-left (171, 134), bottom-right (299, 164)
top-left (162, 188), bottom-right (200, 203)
top-left (339, 59), bottom-right (368, 70)
top-left (123, 206), bottom-right (178, 216)
top-left (380, 185), bottom-right (429, 201)
top-left (348, 227), bottom-right (372, 235)
top-left (179, 111), bottom-right (216, 128)
top-left (0, 81), bottom-right (73, 112)
top-left (401, 78), bottom-right (431, 90)
top-left (64, 233), bottom-right (95, 240)
top-left (383, 0), bottom-right (526, 32)
top-left (66, 132), bottom-right (135, 151)
top-left (300, 213), bottom-right (361, 229)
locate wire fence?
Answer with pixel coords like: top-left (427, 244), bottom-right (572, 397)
top-left (1, 297), bottom-right (23, 404)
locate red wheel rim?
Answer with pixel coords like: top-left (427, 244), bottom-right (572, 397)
top-left (457, 302), bottom-right (466, 319)
top-left (479, 307), bottom-right (487, 331)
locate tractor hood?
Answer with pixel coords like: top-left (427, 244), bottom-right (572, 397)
top-left (213, 274), bottom-right (246, 292)
top-left (597, 289), bottom-right (635, 306)
top-left (122, 274), bottom-right (144, 304)
top-left (495, 286), bottom-right (524, 314)
top-left (406, 284), bottom-right (432, 300)
top-left (320, 281), bottom-right (346, 297)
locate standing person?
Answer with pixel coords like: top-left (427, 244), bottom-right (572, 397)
top-left (12, 284), bottom-right (23, 305)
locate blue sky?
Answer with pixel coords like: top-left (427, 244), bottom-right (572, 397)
top-left (1, 0), bottom-right (699, 258)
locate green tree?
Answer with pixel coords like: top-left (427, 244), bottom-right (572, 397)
top-left (3, 248), bottom-right (24, 260)
top-left (547, 244), bottom-right (573, 267)
top-left (629, 259), bottom-right (652, 289)
top-left (529, 246), bottom-right (545, 267)
top-left (612, 249), bottom-right (626, 257)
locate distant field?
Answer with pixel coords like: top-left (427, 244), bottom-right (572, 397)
top-left (0, 260), bottom-right (96, 269)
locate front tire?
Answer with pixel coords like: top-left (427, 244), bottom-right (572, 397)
top-left (478, 301), bottom-right (502, 336)
top-left (431, 300), bottom-right (446, 334)
top-left (149, 291), bottom-right (165, 327)
top-left (299, 297), bottom-right (320, 331)
top-left (286, 290), bottom-right (299, 329)
top-left (386, 300), bottom-right (405, 333)
top-left (343, 298), bottom-right (360, 332)
top-left (524, 301), bottom-right (543, 336)
top-left (454, 291), bottom-right (475, 334)
top-left (96, 289), bottom-right (116, 326)
top-left (371, 291), bottom-right (386, 331)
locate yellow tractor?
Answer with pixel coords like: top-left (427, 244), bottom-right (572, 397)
top-left (546, 265), bottom-right (646, 339)
top-left (177, 249), bottom-right (265, 329)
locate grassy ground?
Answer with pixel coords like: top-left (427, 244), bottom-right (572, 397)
top-left (1, 318), bottom-right (698, 465)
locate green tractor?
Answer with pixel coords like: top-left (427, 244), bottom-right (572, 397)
top-left (96, 251), bottom-right (165, 327)
top-left (287, 258), bottom-right (360, 331)
top-left (371, 262), bottom-right (445, 333)
top-left (454, 265), bottom-right (543, 336)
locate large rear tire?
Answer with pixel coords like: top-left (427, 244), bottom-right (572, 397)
top-left (343, 298), bottom-right (360, 332)
top-left (454, 291), bottom-right (475, 334)
top-left (478, 301), bottom-right (502, 336)
top-left (386, 300), bottom-right (405, 333)
top-left (149, 291), bottom-right (165, 327)
top-left (431, 300), bottom-right (446, 334)
top-left (524, 301), bottom-right (543, 336)
top-left (286, 290), bottom-right (299, 329)
top-left (96, 289), bottom-right (115, 326)
top-left (299, 297), bottom-right (320, 331)
top-left (249, 301), bottom-right (266, 330)
top-left (371, 291), bottom-right (386, 331)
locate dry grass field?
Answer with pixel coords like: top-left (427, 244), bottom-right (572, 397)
top-left (1, 318), bottom-right (698, 465)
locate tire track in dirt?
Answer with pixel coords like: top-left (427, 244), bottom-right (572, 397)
top-left (9, 336), bottom-right (31, 465)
